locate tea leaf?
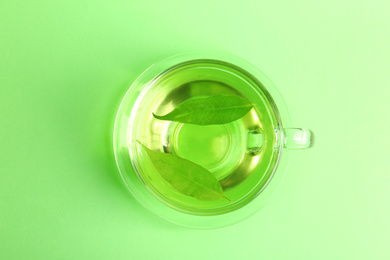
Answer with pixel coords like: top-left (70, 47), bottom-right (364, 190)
top-left (153, 95), bottom-right (254, 125)
top-left (139, 143), bottom-right (228, 201)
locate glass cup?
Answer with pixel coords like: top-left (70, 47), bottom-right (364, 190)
top-left (113, 52), bottom-right (314, 228)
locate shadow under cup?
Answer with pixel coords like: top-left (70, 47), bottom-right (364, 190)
top-left (114, 52), bottom-right (311, 228)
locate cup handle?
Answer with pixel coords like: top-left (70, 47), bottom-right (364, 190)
top-left (283, 128), bottom-right (314, 149)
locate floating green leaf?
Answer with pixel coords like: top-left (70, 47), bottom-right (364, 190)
top-left (139, 143), bottom-right (229, 201)
top-left (153, 95), bottom-right (254, 125)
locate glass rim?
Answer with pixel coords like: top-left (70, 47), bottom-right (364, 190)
top-left (113, 51), bottom-right (293, 228)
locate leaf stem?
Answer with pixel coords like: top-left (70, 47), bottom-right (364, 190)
top-left (224, 196), bottom-right (232, 202)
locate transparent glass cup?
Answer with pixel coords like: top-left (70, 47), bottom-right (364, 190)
top-left (113, 52), bottom-right (314, 228)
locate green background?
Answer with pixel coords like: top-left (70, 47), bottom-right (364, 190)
top-left (1, 1), bottom-right (389, 259)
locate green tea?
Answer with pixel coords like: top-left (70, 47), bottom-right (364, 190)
top-left (129, 60), bottom-right (281, 215)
